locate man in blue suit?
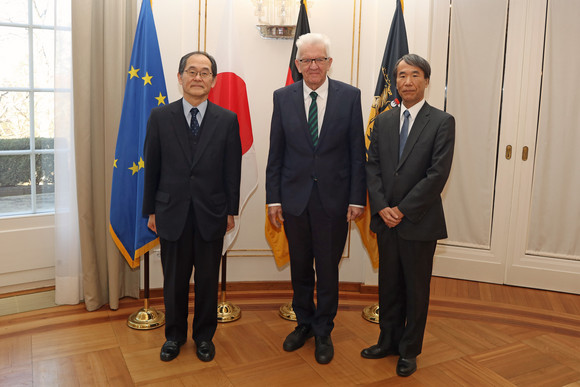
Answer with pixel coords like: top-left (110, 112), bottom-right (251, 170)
top-left (361, 54), bottom-right (455, 377)
top-left (266, 33), bottom-right (366, 364)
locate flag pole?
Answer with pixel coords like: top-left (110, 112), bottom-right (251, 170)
top-left (272, 0), bottom-right (309, 323)
top-left (359, 0), bottom-right (408, 324)
top-left (217, 252), bottom-right (241, 322)
top-left (127, 251), bottom-right (165, 329)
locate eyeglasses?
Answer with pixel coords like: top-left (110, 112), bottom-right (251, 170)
top-left (297, 57), bottom-right (329, 65)
top-left (184, 69), bottom-right (213, 79)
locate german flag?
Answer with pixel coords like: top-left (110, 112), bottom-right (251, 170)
top-left (266, 0), bottom-right (311, 268)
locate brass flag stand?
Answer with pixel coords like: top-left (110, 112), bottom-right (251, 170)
top-left (362, 303), bottom-right (379, 323)
top-left (217, 252), bottom-right (241, 323)
top-left (279, 301), bottom-right (296, 321)
top-left (128, 251), bottom-right (165, 329)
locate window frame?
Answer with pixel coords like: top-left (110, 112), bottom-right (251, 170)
top-left (0, 0), bottom-right (56, 217)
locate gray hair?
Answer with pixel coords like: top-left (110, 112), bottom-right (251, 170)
top-left (296, 33), bottom-right (331, 59)
top-left (393, 54), bottom-right (431, 80)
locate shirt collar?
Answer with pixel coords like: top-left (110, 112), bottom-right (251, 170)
top-left (400, 99), bottom-right (426, 119)
top-left (182, 98), bottom-right (208, 120)
top-left (303, 77), bottom-right (329, 101)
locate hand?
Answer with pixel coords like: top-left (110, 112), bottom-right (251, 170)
top-left (378, 206), bottom-right (404, 228)
top-left (267, 205), bottom-right (284, 230)
top-left (147, 214), bottom-right (157, 234)
top-left (226, 215), bottom-right (235, 232)
top-left (347, 206), bottom-right (364, 222)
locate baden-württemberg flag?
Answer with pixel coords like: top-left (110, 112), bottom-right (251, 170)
top-left (355, 0), bottom-right (408, 269)
top-left (109, 0), bottom-right (166, 268)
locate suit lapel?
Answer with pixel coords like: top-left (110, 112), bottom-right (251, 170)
top-left (387, 107), bottom-right (401, 167)
top-left (292, 81), bottom-right (314, 151)
top-left (398, 103), bottom-right (431, 168)
top-left (317, 78), bottom-right (337, 147)
top-left (170, 99), bottom-right (193, 165)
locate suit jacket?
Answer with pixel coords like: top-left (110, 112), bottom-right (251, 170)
top-left (265, 78), bottom-right (366, 217)
top-left (142, 99), bottom-right (242, 242)
top-left (366, 102), bottom-right (455, 241)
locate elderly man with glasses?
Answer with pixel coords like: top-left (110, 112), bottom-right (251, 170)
top-left (266, 33), bottom-right (366, 364)
top-left (143, 51), bottom-right (242, 363)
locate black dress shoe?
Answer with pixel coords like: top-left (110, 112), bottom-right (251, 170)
top-left (160, 340), bottom-right (185, 362)
top-left (396, 357), bottom-right (417, 377)
top-left (361, 344), bottom-right (398, 359)
top-left (196, 341), bottom-right (215, 362)
top-left (283, 325), bottom-right (313, 352)
top-left (314, 336), bottom-right (334, 364)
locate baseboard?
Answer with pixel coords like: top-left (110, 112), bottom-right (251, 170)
top-left (140, 281), bottom-right (379, 299)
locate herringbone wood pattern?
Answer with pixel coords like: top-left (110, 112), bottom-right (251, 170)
top-left (1, 277), bottom-right (580, 386)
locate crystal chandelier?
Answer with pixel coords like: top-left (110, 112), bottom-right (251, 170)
top-left (252, 0), bottom-right (312, 39)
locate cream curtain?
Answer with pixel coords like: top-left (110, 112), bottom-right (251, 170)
top-left (70, 0), bottom-right (139, 311)
top-left (441, 0), bottom-right (508, 249)
top-left (54, 0), bottom-right (82, 305)
top-left (527, 0), bottom-right (580, 260)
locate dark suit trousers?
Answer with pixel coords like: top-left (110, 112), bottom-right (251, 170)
top-left (377, 227), bottom-right (436, 358)
top-left (160, 203), bottom-right (223, 344)
top-left (283, 184), bottom-right (348, 337)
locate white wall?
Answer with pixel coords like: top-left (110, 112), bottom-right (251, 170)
top-left (0, 214), bottom-right (55, 293)
top-left (144, 0), bottom-right (433, 289)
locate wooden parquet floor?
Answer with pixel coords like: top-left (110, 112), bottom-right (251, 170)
top-left (1, 277), bottom-right (580, 386)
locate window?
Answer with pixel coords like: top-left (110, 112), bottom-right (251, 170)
top-left (0, 0), bottom-right (56, 216)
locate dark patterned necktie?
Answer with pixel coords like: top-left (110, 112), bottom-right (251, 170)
top-left (399, 109), bottom-right (410, 159)
top-left (190, 107), bottom-right (200, 138)
top-left (308, 91), bottom-right (318, 147)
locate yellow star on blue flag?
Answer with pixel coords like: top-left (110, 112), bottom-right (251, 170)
top-left (109, 0), bottom-right (166, 268)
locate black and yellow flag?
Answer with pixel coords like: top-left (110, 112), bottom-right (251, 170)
top-left (355, 0), bottom-right (409, 269)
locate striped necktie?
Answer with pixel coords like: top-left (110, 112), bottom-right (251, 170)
top-left (308, 91), bottom-right (318, 147)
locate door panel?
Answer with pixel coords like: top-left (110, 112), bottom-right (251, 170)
top-left (429, 0), bottom-right (510, 283)
top-left (505, 0), bottom-right (580, 293)
top-left (430, 0), bottom-right (580, 293)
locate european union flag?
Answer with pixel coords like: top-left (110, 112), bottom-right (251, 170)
top-left (109, 0), bottom-right (166, 268)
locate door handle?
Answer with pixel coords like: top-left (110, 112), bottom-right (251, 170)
top-left (506, 145), bottom-right (512, 160)
top-left (522, 146), bottom-right (529, 161)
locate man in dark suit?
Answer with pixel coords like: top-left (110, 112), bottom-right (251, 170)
top-left (143, 51), bottom-right (241, 363)
top-left (361, 54), bottom-right (455, 376)
top-left (266, 33), bottom-right (366, 364)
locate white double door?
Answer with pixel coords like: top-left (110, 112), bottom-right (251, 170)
top-left (429, 0), bottom-right (580, 294)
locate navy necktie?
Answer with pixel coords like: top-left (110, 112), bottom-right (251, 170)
top-left (399, 110), bottom-right (410, 159)
top-left (308, 91), bottom-right (319, 147)
top-left (190, 107), bottom-right (200, 138)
